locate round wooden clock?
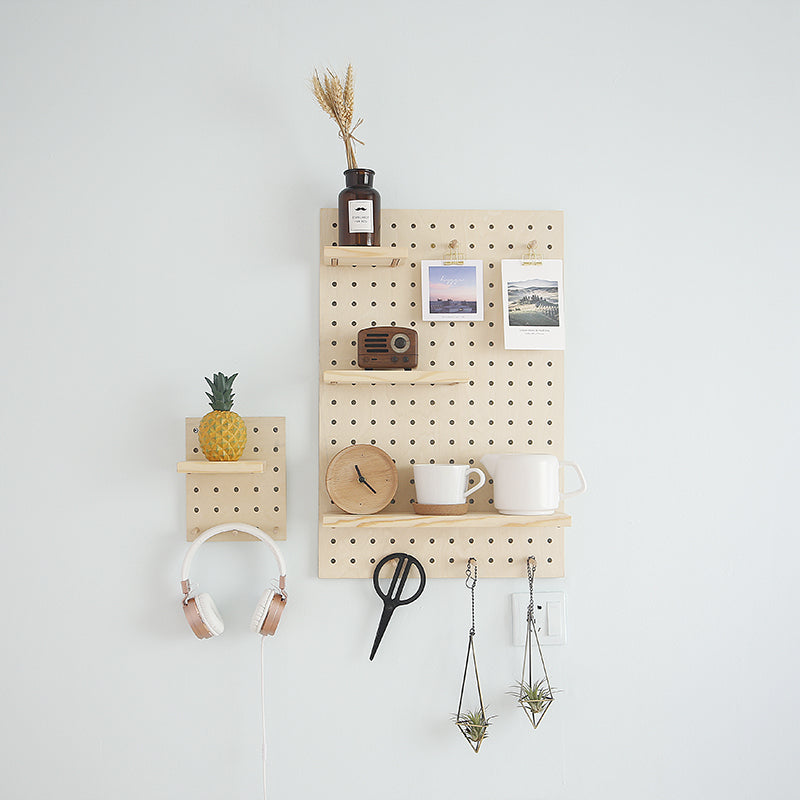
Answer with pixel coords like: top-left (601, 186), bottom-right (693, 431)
top-left (325, 444), bottom-right (398, 514)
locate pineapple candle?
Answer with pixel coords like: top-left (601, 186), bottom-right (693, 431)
top-left (198, 372), bottom-right (247, 462)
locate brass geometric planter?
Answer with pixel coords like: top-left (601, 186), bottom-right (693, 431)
top-left (454, 633), bottom-right (491, 752)
top-left (454, 558), bottom-right (492, 752)
top-left (515, 557), bottom-right (555, 730)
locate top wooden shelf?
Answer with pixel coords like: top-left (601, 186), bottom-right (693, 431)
top-left (323, 246), bottom-right (408, 267)
top-left (177, 460), bottom-right (266, 474)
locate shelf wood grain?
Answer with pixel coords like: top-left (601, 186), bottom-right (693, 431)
top-left (323, 369), bottom-right (470, 385)
top-left (177, 460), bottom-right (265, 474)
top-left (321, 511), bottom-right (572, 528)
top-left (323, 246), bottom-right (408, 267)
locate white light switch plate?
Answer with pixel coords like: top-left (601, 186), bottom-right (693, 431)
top-left (511, 592), bottom-right (566, 646)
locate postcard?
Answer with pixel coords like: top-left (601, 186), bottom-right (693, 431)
top-left (421, 260), bottom-right (484, 322)
top-left (501, 259), bottom-right (565, 350)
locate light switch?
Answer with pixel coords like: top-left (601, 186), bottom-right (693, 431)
top-left (511, 592), bottom-right (566, 646)
top-left (545, 600), bottom-right (562, 638)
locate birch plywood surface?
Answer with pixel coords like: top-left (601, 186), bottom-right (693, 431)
top-left (184, 417), bottom-right (287, 542)
top-left (319, 210), bottom-right (567, 578)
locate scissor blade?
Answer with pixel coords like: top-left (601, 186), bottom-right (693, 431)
top-left (369, 602), bottom-right (396, 661)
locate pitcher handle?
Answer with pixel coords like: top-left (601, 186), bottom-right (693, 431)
top-left (560, 461), bottom-right (587, 498)
top-left (464, 467), bottom-right (486, 498)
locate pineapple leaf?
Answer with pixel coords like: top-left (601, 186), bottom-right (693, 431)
top-left (203, 372), bottom-right (239, 412)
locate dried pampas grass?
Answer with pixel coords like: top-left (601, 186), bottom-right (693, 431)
top-left (311, 64), bottom-right (363, 169)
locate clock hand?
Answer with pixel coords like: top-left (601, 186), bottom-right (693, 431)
top-left (354, 464), bottom-right (378, 494)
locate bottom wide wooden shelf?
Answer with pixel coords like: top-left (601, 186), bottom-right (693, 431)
top-left (321, 511), bottom-right (572, 528)
top-left (318, 512), bottom-right (568, 578)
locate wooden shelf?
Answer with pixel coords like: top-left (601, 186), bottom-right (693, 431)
top-left (323, 369), bottom-right (470, 385)
top-left (323, 246), bottom-right (408, 267)
top-left (322, 511), bottom-right (572, 529)
top-left (177, 460), bottom-right (265, 474)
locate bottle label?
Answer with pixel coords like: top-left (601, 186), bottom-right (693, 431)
top-left (348, 199), bottom-right (374, 233)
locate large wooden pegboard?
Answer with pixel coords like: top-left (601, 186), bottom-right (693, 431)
top-left (319, 209), bottom-right (567, 578)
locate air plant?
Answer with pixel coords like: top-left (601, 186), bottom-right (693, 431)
top-left (510, 678), bottom-right (555, 716)
top-left (453, 707), bottom-right (495, 750)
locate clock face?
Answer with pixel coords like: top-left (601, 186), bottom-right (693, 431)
top-left (325, 444), bottom-right (399, 515)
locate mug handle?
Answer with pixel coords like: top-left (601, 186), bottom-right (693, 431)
top-left (464, 467), bottom-right (486, 498)
top-left (559, 461), bottom-right (587, 498)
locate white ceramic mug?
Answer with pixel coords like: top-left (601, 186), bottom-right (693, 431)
top-left (412, 464), bottom-right (486, 505)
top-left (481, 453), bottom-right (586, 515)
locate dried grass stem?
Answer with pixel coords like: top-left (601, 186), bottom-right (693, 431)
top-left (311, 64), bottom-right (363, 169)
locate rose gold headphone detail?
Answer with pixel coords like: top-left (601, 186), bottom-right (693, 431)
top-left (180, 523), bottom-right (287, 640)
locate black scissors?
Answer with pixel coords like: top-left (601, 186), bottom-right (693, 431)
top-left (369, 552), bottom-right (426, 661)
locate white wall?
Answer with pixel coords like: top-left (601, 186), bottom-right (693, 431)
top-left (2, 2), bottom-right (798, 798)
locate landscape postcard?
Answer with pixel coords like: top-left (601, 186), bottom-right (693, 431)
top-left (502, 259), bottom-right (565, 349)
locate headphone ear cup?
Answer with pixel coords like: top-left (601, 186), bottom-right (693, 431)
top-left (250, 588), bottom-right (286, 636)
top-left (194, 592), bottom-right (225, 637)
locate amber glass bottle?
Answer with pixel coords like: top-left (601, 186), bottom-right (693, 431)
top-left (338, 168), bottom-right (380, 246)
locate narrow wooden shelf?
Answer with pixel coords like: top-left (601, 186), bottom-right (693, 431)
top-left (323, 369), bottom-right (470, 385)
top-left (177, 460), bottom-right (265, 474)
top-left (323, 246), bottom-right (408, 267)
top-left (321, 511), bottom-right (572, 529)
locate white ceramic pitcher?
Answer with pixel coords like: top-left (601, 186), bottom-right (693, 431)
top-left (480, 453), bottom-right (586, 515)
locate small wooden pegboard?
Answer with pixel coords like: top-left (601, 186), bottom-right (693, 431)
top-left (183, 417), bottom-right (286, 542)
top-left (319, 209), bottom-right (568, 578)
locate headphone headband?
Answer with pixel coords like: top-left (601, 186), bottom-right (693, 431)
top-left (181, 524), bottom-right (287, 593)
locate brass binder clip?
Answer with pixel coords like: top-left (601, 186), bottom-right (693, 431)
top-left (443, 239), bottom-right (465, 265)
top-left (522, 240), bottom-right (543, 266)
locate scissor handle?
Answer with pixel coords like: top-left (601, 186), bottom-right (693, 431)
top-left (373, 552), bottom-right (426, 606)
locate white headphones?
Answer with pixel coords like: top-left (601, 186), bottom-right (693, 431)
top-left (180, 523), bottom-right (288, 639)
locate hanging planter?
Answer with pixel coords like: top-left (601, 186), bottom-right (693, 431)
top-left (511, 557), bottom-right (556, 729)
top-left (453, 559), bottom-right (494, 752)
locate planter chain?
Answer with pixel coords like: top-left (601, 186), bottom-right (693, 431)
top-left (465, 558), bottom-right (477, 636)
top-left (527, 556), bottom-right (536, 626)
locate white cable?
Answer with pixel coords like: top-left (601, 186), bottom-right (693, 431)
top-left (261, 635), bottom-right (268, 800)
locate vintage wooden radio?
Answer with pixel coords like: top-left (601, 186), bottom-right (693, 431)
top-left (357, 326), bottom-right (418, 370)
